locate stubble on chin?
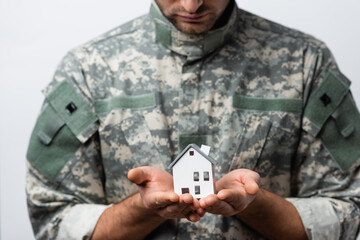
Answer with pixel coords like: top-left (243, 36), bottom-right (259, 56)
top-left (161, 6), bottom-right (217, 35)
top-left (170, 20), bottom-right (215, 35)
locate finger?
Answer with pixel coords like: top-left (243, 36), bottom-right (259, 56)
top-left (187, 212), bottom-right (201, 222)
top-left (196, 208), bottom-right (206, 217)
top-left (179, 193), bottom-right (194, 204)
top-left (164, 202), bottom-right (188, 215)
top-left (180, 194), bottom-right (202, 210)
top-left (148, 192), bottom-right (179, 208)
top-left (178, 202), bottom-right (197, 216)
top-left (159, 203), bottom-right (196, 219)
top-left (192, 197), bottom-right (200, 209)
top-left (127, 167), bottom-right (151, 185)
top-left (181, 206), bottom-right (193, 216)
top-left (243, 175), bottom-right (260, 195)
top-left (199, 194), bottom-right (218, 209)
top-left (203, 197), bottom-right (234, 216)
top-left (217, 189), bottom-right (232, 200)
top-left (218, 188), bottom-right (248, 201)
top-left (217, 189), bottom-right (249, 214)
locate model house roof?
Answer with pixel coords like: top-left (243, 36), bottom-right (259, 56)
top-left (168, 144), bottom-right (217, 169)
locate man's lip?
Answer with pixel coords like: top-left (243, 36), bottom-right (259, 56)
top-left (177, 13), bottom-right (209, 22)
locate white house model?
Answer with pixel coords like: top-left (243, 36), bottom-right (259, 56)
top-left (168, 144), bottom-right (217, 199)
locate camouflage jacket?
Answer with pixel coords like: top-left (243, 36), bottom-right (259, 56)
top-left (26, 1), bottom-right (360, 239)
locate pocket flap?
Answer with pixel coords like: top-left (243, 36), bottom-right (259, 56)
top-left (303, 71), bottom-right (351, 137)
top-left (94, 92), bottom-right (157, 113)
top-left (318, 94), bottom-right (360, 171)
top-left (233, 95), bottom-right (302, 113)
top-left (37, 112), bottom-right (65, 145)
top-left (45, 80), bottom-right (98, 143)
top-left (27, 103), bottom-right (82, 181)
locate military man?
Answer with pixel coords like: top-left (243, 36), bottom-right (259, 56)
top-left (26, 0), bottom-right (360, 239)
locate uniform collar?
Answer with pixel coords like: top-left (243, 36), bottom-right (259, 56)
top-left (150, 0), bottom-right (237, 60)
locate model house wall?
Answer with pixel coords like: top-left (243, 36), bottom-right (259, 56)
top-left (169, 144), bottom-right (216, 199)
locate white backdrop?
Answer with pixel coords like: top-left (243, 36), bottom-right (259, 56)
top-left (0, 0), bottom-right (359, 239)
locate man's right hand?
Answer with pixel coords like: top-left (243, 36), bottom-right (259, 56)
top-left (128, 166), bottom-right (204, 222)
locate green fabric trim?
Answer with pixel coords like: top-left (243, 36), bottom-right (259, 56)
top-left (204, 30), bottom-right (224, 53)
top-left (155, 22), bottom-right (172, 46)
top-left (46, 80), bottom-right (98, 142)
top-left (27, 104), bottom-right (81, 180)
top-left (233, 95), bottom-right (302, 113)
top-left (331, 105), bottom-right (354, 138)
top-left (319, 94), bottom-right (360, 171)
top-left (304, 71), bottom-right (350, 134)
top-left (178, 134), bottom-right (212, 153)
top-left (94, 93), bottom-right (157, 113)
top-left (150, 2), bottom-right (172, 46)
top-left (37, 114), bottom-right (65, 145)
top-left (150, 2), bottom-right (167, 22)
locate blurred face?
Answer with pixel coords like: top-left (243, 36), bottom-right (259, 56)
top-left (155, 0), bottom-right (230, 35)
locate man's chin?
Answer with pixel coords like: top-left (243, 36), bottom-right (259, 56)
top-left (174, 23), bottom-right (211, 35)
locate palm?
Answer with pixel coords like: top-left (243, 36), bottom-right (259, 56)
top-left (199, 169), bottom-right (260, 216)
top-left (128, 166), bottom-right (204, 222)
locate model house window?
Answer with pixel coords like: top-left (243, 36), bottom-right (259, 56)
top-left (182, 188), bottom-right (189, 194)
top-left (189, 150), bottom-right (194, 156)
top-left (195, 185), bottom-right (200, 195)
top-left (204, 171), bottom-right (209, 181)
top-left (194, 172), bottom-right (199, 181)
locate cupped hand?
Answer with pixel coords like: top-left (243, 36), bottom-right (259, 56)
top-left (128, 166), bottom-right (204, 222)
top-left (199, 169), bottom-right (260, 217)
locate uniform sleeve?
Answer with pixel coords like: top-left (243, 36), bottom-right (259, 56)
top-left (287, 42), bottom-right (360, 240)
top-left (26, 50), bottom-right (108, 239)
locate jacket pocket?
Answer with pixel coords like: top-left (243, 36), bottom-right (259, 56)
top-left (95, 93), bottom-right (169, 170)
top-left (228, 113), bottom-right (272, 171)
top-left (302, 71), bottom-right (359, 172)
top-left (120, 110), bottom-right (167, 170)
top-left (229, 95), bottom-right (302, 176)
top-left (27, 80), bottom-right (98, 181)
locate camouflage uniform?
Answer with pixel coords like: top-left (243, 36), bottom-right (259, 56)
top-left (26, 0), bottom-right (360, 239)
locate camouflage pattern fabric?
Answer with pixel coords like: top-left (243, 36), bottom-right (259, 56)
top-left (26, 0), bottom-right (360, 239)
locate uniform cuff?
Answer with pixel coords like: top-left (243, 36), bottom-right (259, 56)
top-left (286, 197), bottom-right (341, 240)
top-left (57, 204), bottom-right (109, 240)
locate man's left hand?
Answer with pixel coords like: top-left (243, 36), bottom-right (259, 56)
top-left (199, 169), bottom-right (260, 216)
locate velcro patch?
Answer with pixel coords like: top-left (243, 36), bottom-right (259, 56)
top-left (46, 80), bottom-right (98, 143)
top-left (27, 104), bottom-right (81, 180)
top-left (318, 94), bottom-right (360, 171)
top-left (304, 71), bottom-right (350, 137)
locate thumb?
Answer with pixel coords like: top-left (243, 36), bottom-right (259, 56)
top-left (128, 167), bottom-right (152, 185)
top-left (243, 175), bottom-right (260, 195)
